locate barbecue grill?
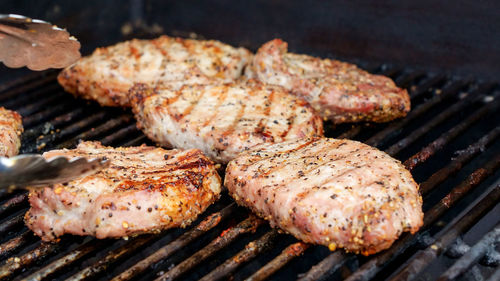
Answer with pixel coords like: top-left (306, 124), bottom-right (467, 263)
top-left (1, 1), bottom-right (499, 280)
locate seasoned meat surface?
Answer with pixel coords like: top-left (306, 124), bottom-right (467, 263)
top-left (246, 39), bottom-right (410, 123)
top-left (58, 36), bottom-right (252, 107)
top-left (225, 138), bottom-right (423, 255)
top-left (0, 107), bottom-right (23, 157)
top-left (130, 79), bottom-right (324, 163)
top-left (25, 141), bottom-right (221, 241)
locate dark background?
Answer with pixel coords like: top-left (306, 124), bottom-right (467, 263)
top-left (2, 0), bottom-right (499, 82)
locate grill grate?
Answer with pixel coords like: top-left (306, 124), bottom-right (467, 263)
top-left (0, 65), bottom-right (498, 281)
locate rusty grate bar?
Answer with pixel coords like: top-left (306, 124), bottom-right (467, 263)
top-left (197, 229), bottom-right (280, 281)
top-left (67, 235), bottom-right (157, 281)
top-left (388, 181), bottom-right (500, 281)
top-left (420, 126), bottom-right (500, 194)
top-left (364, 79), bottom-right (468, 147)
top-left (0, 230), bottom-right (34, 259)
top-left (157, 216), bottom-right (264, 281)
top-left (385, 84), bottom-right (494, 156)
top-left (245, 242), bottom-right (309, 281)
top-left (404, 93), bottom-right (499, 170)
top-left (0, 193), bottom-right (27, 217)
top-left (297, 252), bottom-right (352, 281)
top-left (0, 212), bottom-right (24, 236)
top-left (343, 154), bottom-right (500, 281)
top-left (111, 203), bottom-right (237, 281)
top-left (437, 223), bottom-right (500, 281)
top-left (0, 242), bottom-right (63, 280)
top-left (24, 239), bottom-right (109, 281)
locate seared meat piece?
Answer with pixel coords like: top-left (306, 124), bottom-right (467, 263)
top-left (25, 141), bottom-right (221, 241)
top-left (246, 39), bottom-right (410, 123)
top-left (225, 138), bottom-right (423, 255)
top-left (130, 79), bottom-right (324, 163)
top-left (58, 36), bottom-right (252, 107)
top-left (0, 107), bottom-right (23, 157)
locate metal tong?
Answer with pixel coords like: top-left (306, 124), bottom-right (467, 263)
top-left (0, 155), bottom-right (109, 190)
top-left (0, 14), bottom-right (81, 70)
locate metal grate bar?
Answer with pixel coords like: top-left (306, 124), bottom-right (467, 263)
top-left (100, 124), bottom-right (141, 146)
top-left (197, 229), bottom-right (280, 281)
top-left (0, 230), bottom-right (33, 259)
top-left (385, 84), bottom-right (494, 156)
top-left (387, 181), bottom-right (500, 281)
top-left (67, 235), bottom-right (157, 281)
top-left (111, 203), bottom-right (237, 281)
top-left (245, 242), bottom-right (309, 281)
top-left (364, 79), bottom-right (468, 147)
top-left (437, 223), bottom-right (500, 281)
top-left (2, 83), bottom-right (62, 110)
top-left (157, 216), bottom-right (264, 281)
top-left (24, 239), bottom-right (109, 281)
top-left (420, 126), bottom-right (500, 194)
top-left (55, 114), bottom-right (134, 149)
top-left (22, 107), bottom-right (87, 140)
top-left (343, 155), bottom-right (500, 281)
top-left (23, 111), bottom-right (109, 153)
top-left (335, 73), bottom-right (446, 141)
top-left (22, 99), bottom-right (81, 128)
top-left (0, 212), bottom-right (24, 236)
top-left (404, 93), bottom-right (499, 170)
top-left (297, 252), bottom-right (352, 281)
top-left (0, 193), bottom-right (27, 217)
top-left (16, 90), bottom-right (67, 117)
top-left (0, 242), bottom-right (62, 280)
top-left (0, 72), bottom-right (58, 103)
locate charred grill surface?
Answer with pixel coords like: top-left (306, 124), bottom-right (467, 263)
top-left (0, 65), bottom-right (498, 281)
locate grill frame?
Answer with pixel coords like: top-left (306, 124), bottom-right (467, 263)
top-left (0, 63), bottom-right (498, 281)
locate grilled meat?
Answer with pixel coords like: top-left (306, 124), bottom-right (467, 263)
top-left (130, 79), bottom-right (324, 163)
top-left (57, 36), bottom-right (252, 107)
top-left (225, 137), bottom-right (423, 255)
top-left (0, 107), bottom-right (23, 157)
top-left (246, 39), bottom-right (410, 123)
top-left (25, 141), bottom-right (221, 241)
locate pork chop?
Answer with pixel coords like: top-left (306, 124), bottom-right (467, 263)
top-left (225, 137), bottom-right (423, 255)
top-left (25, 141), bottom-right (221, 241)
top-left (130, 79), bottom-right (324, 163)
top-left (245, 39), bottom-right (410, 124)
top-left (0, 107), bottom-right (23, 157)
top-left (58, 36), bottom-right (252, 107)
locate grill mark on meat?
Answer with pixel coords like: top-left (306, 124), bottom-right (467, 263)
top-left (281, 103), bottom-right (298, 139)
top-left (179, 87), bottom-right (207, 122)
top-left (202, 86), bottom-right (229, 127)
top-left (253, 88), bottom-right (275, 142)
top-left (220, 99), bottom-right (247, 140)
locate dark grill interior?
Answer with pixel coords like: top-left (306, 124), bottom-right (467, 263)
top-left (0, 63), bottom-right (498, 281)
